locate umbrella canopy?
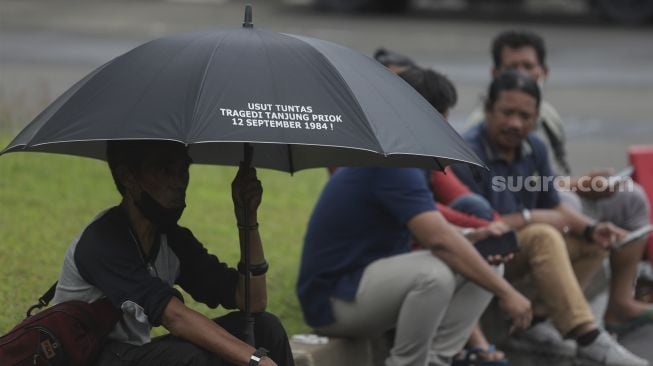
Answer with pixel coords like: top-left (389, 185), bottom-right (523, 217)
top-left (1, 16), bottom-right (483, 172)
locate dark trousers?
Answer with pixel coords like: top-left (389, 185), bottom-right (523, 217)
top-left (96, 312), bottom-right (295, 366)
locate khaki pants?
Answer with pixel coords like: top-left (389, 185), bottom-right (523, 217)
top-left (505, 223), bottom-right (607, 336)
top-left (316, 251), bottom-right (500, 366)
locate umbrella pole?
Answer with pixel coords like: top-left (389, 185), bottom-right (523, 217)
top-left (240, 5), bottom-right (256, 347)
top-left (241, 142), bottom-right (255, 346)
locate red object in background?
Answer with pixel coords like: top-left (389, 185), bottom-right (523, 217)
top-left (629, 145), bottom-right (653, 265)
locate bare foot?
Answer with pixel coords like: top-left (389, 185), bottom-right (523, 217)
top-left (604, 300), bottom-right (653, 324)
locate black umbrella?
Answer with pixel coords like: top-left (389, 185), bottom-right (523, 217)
top-left (1, 5), bottom-right (484, 345)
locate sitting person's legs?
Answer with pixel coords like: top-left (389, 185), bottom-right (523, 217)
top-left (449, 194), bottom-right (495, 221)
top-left (96, 311), bottom-right (293, 366)
top-left (561, 185), bottom-right (653, 329)
top-left (564, 235), bottom-right (609, 290)
top-left (213, 311), bottom-right (295, 365)
top-left (506, 223), bottom-right (597, 336)
top-left (315, 251), bottom-right (494, 366)
top-left (449, 193), bottom-right (508, 363)
top-left (429, 266), bottom-right (499, 365)
top-left (583, 184), bottom-right (652, 327)
top-left (97, 337), bottom-right (218, 366)
top-left (505, 225), bottom-right (648, 366)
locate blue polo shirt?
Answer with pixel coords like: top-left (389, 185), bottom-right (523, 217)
top-left (451, 123), bottom-right (560, 214)
top-left (296, 167), bottom-right (436, 327)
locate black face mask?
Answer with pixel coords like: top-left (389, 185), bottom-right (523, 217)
top-left (134, 190), bottom-right (185, 232)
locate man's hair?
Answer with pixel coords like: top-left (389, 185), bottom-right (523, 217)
top-left (398, 66), bottom-right (457, 115)
top-left (484, 70), bottom-right (541, 111)
top-left (374, 48), bottom-right (416, 68)
top-left (491, 30), bottom-right (547, 68)
top-left (106, 140), bottom-right (183, 195)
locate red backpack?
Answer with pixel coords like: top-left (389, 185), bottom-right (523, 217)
top-left (0, 283), bottom-right (121, 366)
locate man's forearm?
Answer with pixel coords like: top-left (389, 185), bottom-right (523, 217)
top-left (162, 297), bottom-right (255, 366)
top-left (554, 203), bottom-right (593, 235)
top-left (239, 226), bottom-right (265, 264)
top-left (408, 211), bottom-right (531, 330)
top-left (500, 212), bottom-right (528, 231)
top-left (237, 227), bottom-right (268, 312)
top-left (410, 211), bottom-right (513, 297)
top-left (503, 208), bottom-right (573, 233)
top-left (429, 227), bottom-right (514, 298)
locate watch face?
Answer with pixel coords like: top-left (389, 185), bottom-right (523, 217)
top-left (250, 348), bottom-right (269, 366)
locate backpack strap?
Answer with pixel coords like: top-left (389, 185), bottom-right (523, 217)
top-left (541, 119), bottom-right (572, 176)
top-left (26, 281), bottom-right (58, 318)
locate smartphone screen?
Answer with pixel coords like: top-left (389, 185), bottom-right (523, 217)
top-left (474, 230), bottom-right (520, 258)
top-left (613, 224), bottom-right (653, 250)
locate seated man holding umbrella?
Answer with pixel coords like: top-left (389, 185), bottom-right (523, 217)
top-left (53, 140), bottom-right (294, 366)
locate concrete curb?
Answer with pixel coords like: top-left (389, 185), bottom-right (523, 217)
top-left (291, 337), bottom-right (373, 366)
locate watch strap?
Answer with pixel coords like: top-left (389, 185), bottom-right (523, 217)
top-left (583, 223), bottom-right (597, 243)
top-left (238, 261), bottom-right (269, 276)
top-left (249, 347), bottom-right (269, 366)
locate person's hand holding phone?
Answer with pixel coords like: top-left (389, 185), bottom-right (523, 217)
top-left (611, 224), bottom-right (653, 251)
top-left (465, 221), bottom-right (510, 243)
top-left (591, 222), bottom-right (627, 250)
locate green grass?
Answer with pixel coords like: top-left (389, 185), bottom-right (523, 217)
top-left (0, 137), bottom-right (327, 336)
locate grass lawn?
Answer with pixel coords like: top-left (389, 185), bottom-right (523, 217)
top-left (0, 136), bottom-right (327, 336)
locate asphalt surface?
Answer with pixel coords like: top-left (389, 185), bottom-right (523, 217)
top-left (1, 0), bottom-right (652, 364)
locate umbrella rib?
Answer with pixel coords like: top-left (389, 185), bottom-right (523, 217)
top-left (434, 156), bottom-right (444, 171)
top-left (255, 30), bottom-right (282, 106)
top-left (286, 34), bottom-right (385, 153)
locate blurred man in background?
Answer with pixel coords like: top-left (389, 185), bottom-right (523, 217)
top-left (467, 30), bottom-right (652, 338)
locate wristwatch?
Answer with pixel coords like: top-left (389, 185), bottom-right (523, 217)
top-left (521, 208), bottom-right (532, 224)
top-left (583, 223), bottom-right (597, 243)
top-left (249, 347), bottom-right (269, 366)
top-left (461, 228), bottom-right (475, 238)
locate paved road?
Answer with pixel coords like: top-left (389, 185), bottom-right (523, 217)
top-left (1, 0), bottom-right (651, 363)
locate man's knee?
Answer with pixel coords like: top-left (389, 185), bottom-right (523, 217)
top-left (518, 223), bottom-right (566, 253)
top-left (414, 259), bottom-right (457, 297)
top-left (253, 311), bottom-right (287, 336)
top-left (450, 193), bottom-right (494, 221)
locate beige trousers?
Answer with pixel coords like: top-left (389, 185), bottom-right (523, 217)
top-left (316, 251), bottom-right (500, 366)
top-left (505, 223), bottom-right (607, 336)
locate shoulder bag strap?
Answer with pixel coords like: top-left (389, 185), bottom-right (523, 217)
top-left (541, 120), bottom-right (572, 175)
top-left (26, 281), bottom-right (58, 318)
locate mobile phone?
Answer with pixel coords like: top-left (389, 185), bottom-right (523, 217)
top-left (612, 224), bottom-right (653, 251)
top-left (474, 230), bottom-right (520, 258)
top-left (607, 166), bottom-right (634, 186)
